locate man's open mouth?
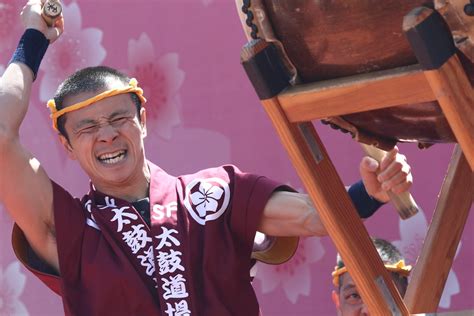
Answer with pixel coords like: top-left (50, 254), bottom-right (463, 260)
top-left (97, 150), bottom-right (127, 164)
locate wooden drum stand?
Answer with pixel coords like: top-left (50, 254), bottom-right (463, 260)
top-left (237, 2), bottom-right (473, 315)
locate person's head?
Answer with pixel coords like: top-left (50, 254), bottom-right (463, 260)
top-left (49, 66), bottom-right (148, 192)
top-left (53, 66), bottom-right (144, 139)
top-left (331, 238), bottom-right (410, 316)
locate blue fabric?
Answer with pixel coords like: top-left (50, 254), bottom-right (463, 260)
top-left (348, 180), bottom-right (385, 218)
top-left (9, 29), bottom-right (49, 80)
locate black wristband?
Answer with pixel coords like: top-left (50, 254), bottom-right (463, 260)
top-left (9, 29), bottom-right (49, 81)
top-left (348, 180), bottom-right (385, 219)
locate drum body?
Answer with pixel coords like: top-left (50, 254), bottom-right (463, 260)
top-left (238, 0), bottom-right (466, 147)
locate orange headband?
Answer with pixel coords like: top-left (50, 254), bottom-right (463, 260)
top-left (47, 78), bottom-right (147, 131)
top-left (331, 260), bottom-right (412, 287)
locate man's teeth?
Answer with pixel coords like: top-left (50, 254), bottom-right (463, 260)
top-left (98, 151), bottom-right (126, 164)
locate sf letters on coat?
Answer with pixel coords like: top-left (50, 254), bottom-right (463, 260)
top-left (152, 202), bottom-right (178, 221)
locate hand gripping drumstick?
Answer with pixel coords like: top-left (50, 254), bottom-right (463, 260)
top-left (41, 0), bottom-right (62, 27)
top-left (360, 143), bottom-right (421, 219)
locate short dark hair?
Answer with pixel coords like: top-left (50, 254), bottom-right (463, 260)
top-left (336, 238), bottom-right (404, 269)
top-left (336, 238), bottom-right (409, 296)
top-left (52, 66), bottom-right (142, 139)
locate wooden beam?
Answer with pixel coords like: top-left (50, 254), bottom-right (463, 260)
top-left (262, 97), bottom-right (409, 316)
top-left (277, 65), bottom-right (436, 122)
top-left (403, 6), bottom-right (474, 170)
top-left (241, 38), bottom-right (409, 315)
top-left (405, 145), bottom-right (473, 313)
top-left (423, 57), bottom-right (474, 170)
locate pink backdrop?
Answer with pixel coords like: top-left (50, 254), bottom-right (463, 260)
top-left (0, 0), bottom-right (472, 315)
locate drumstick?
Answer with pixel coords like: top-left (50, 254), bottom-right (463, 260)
top-left (359, 143), bottom-right (420, 219)
top-left (41, 0), bottom-right (62, 27)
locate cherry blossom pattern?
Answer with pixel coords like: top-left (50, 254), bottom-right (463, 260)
top-left (183, 178), bottom-right (230, 225)
top-left (0, 261), bottom-right (28, 316)
top-left (191, 181), bottom-right (223, 217)
top-left (128, 33), bottom-right (184, 140)
top-left (254, 237), bottom-right (325, 304)
top-left (0, 1), bottom-right (23, 56)
top-left (39, 2), bottom-right (106, 102)
top-left (392, 211), bottom-right (461, 308)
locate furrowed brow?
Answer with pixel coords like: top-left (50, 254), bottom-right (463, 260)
top-left (74, 119), bottom-right (98, 131)
top-left (109, 109), bottom-right (132, 119)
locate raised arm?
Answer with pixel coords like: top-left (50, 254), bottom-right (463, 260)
top-left (258, 147), bottom-right (412, 237)
top-left (0, 0), bottom-right (64, 271)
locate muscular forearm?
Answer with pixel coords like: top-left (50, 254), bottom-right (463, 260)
top-left (260, 191), bottom-right (328, 237)
top-left (260, 182), bottom-right (385, 237)
top-left (260, 149), bottom-right (412, 237)
top-left (298, 182), bottom-right (384, 236)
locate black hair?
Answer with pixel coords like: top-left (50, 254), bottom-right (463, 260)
top-left (52, 66), bottom-right (142, 140)
top-left (336, 238), bottom-right (404, 269)
top-left (336, 238), bottom-right (409, 296)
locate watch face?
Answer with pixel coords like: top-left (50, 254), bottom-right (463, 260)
top-left (44, 1), bottom-right (62, 17)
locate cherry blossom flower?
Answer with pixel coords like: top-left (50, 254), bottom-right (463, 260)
top-left (254, 237), bottom-right (325, 304)
top-left (0, 1), bottom-right (23, 55)
top-left (392, 211), bottom-right (461, 309)
top-left (39, 2), bottom-right (106, 102)
top-left (190, 182), bottom-right (223, 217)
top-left (128, 33), bottom-right (184, 140)
top-left (0, 261), bottom-right (28, 316)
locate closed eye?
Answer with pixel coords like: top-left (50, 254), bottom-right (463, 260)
top-left (110, 116), bottom-right (131, 127)
top-left (77, 124), bottom-right (99, 134)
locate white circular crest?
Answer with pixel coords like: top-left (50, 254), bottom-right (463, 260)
top-left (183, 177), bottom-right (230, 225)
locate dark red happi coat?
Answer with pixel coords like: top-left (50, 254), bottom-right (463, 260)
top-left (13, 162), bottom-right (287, 316)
